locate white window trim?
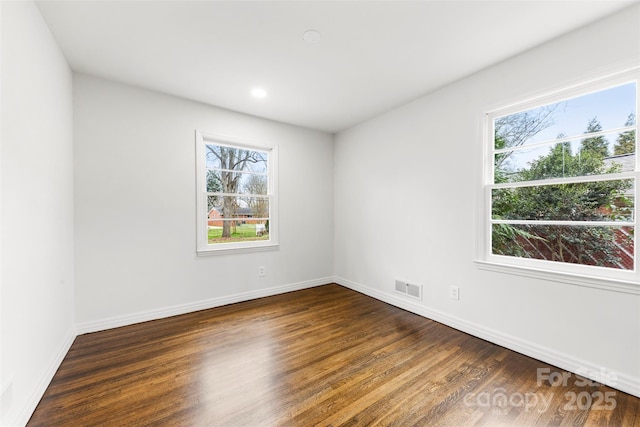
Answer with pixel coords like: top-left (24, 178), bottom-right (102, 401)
top-left (476, 67), bottom-right (640, 292)
top-left (195, 130), bottom-right (279, 256)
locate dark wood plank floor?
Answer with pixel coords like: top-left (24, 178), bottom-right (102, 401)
top-left (28, 284), bottom-right (640, 426)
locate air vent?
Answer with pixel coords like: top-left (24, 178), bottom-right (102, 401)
top-left (394, 280), bottom-right (422, 301)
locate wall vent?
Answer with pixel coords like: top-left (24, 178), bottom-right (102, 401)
top-left (394, 280), bottom-right (422, 301)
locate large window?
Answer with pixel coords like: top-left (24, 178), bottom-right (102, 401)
top-left (196, 131), bottom-right (278, 254)
top-left (482, 69), bottom-right (638, 285)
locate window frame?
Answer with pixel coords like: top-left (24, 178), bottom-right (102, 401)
top-left (195, 130), bottom-right (279, 256)
top-left (477, 68), bottom-right (640, 292)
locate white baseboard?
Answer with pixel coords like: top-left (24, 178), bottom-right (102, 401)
top-left (76, 277), bottom-right (332, 335)
top-left (333, 276), bottom-right (640, 398)
top-left (6, 326), bottom-right (76, 427)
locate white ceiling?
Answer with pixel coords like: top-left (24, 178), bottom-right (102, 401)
top-left (36, 0), bottom-right (636, 133)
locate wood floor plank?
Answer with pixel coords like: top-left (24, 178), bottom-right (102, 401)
top-left (27, 284), bottom-right (640, 426)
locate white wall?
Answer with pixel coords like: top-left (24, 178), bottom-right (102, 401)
top-left (1, 2), bottom-right (76, 425)
top-left (334, 5), bottom-right (640, 397)
top-left (73, 74), bottom-right (334, 330)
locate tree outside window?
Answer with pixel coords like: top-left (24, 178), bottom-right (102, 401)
top-left (489, 79), bottom-right (636, 272)
top-left (196, 132), bottom-right (277, 254)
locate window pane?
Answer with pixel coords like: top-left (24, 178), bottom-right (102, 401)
top-left (207, 221), bottom-right (270, 244)
top-left (494, 82), bottom-right (636, 150)
top-left (206, 194), bottom-right (270, 245)
top-left (495, 130), bottom-right (636, 183)
top-left (205, 144), bottom-right (268, 173)
top-left (492, 179), bottom-right (634, 221)
top-left (207, 196), bottom-right (269, 219)
top-left (206, 171), bottom-right (268, 195)
top-left (492, 224), bottom-right (634, 270)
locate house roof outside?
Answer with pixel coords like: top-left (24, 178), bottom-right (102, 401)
top-left (210, 207), bottom-right (256, 217)
top-left (604, 153), bottom-right (636, 173)
top-left (603, 153), bottom-right (636, 198)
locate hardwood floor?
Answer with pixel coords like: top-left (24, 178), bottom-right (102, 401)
top-left (28, 284), bottom-right (639, 426)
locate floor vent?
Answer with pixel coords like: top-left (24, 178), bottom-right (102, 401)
top-left (395, 280), bottom-right (422, 301)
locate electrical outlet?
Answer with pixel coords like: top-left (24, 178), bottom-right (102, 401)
top-left (258, 266), bottom-right (266, 277)
top-left (450, 285), bottom-right (459, 300)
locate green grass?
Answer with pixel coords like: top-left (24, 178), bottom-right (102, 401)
top-left (208, 223), bottom-right (269, 244)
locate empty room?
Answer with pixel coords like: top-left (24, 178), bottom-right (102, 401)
top-left (2, 0), bottom-right (639, 426)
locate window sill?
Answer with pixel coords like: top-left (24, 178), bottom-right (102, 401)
top-left (474, 260), bottom-right (639, 295)
top-left (197, 243), bottom-right (280, 256)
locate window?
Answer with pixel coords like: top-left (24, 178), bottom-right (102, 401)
top-left (195, 131), bottom-right (278, 255)
top-left (480, 69), bottom-right (639, 286)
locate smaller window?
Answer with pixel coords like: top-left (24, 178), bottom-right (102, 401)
top-left (195, 131), bottom-right (278, 255)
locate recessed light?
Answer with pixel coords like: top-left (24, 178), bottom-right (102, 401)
top-left (303, 29), bottom-right (321, 44)
top-left (251, 88), bottom-right (267, 99)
